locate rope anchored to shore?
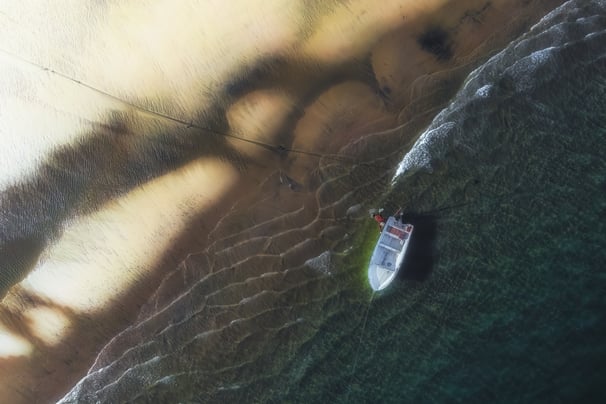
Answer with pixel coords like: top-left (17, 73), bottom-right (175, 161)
top-left (0, 46), bottom-right (392, 170)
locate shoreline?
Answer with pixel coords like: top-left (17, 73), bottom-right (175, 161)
top-left (0, 0), bottom-right (566, 402)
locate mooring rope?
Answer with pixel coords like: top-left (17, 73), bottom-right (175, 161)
top-left (343, 290), bottom-right (376, 402)
top-left (0, 46), bottom-right (392, 170)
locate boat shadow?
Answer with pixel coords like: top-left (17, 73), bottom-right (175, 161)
top-left (396, 213), bottom-right (437, 282)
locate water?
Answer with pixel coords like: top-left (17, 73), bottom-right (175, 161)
top-left (280, 1), bottom-right (606, 402)
top-left (58, 1), bottom-right (606, 402)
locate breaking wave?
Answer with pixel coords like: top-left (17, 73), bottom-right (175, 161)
top-left (394, 0), bottom-right (606, 181)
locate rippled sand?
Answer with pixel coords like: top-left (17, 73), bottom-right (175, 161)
top-left (0, 0), bottom-right (565, 402)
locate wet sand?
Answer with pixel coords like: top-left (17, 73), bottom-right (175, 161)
top-left (0, 0), bottom-right (565, 402)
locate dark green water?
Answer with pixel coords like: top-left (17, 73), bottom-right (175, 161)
top-left (280, 3), bottom-right (606, 403)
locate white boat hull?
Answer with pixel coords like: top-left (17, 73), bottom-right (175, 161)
top-left (368, 216), bottom-right (413, 291)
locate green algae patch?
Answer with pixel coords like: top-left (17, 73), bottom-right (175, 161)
top-left (341, 219), bottom-right (381, 290)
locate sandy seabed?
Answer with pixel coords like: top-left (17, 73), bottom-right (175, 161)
top-left (0, 0), bottom-right (565, 402)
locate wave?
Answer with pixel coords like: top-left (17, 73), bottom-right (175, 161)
top-left (394, 0), bottom-right (606, 181)
top-left (56, 1), bottom-right (606, 402)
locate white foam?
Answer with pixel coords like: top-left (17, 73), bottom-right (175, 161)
top-left (475, 84), bottom-right (493, 98)
top-left (217, 383), bottom-right (243, 391)
top-left (392, 121), bottom-right (455, 181)
top-left (155, 375), bottom-right (176, 385)
top-left (506, 47), bottom-right (557, 91)
top-left (304, 251), bottom-right (333, 275)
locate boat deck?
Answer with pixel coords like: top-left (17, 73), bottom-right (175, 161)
top-left (368, 216), bottom-right (413, 290)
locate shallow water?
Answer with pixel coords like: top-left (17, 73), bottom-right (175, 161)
top-left (48, 0), bottom-right (606, 402)
top-left (280, 2), bottom-right (606, 402)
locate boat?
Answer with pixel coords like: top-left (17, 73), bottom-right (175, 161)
top-left (368, 216), bottom-right (414, 291)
